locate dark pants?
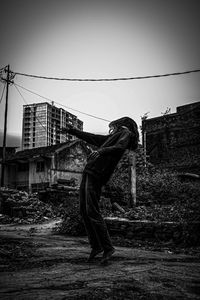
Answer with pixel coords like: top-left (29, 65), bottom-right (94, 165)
top-left (79, 172), bottom-right (113, 251)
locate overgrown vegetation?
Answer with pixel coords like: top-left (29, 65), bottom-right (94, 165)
top-left (57, 147), bottom-right (200, 236)
top-left (137, 168), bottom-right (200, 205)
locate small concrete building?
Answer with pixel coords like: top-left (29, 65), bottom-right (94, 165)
top-left (3, 140), bottom-right (90, 192)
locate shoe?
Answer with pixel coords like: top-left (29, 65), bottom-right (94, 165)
top-left (87, 248), bottom-right (103, 262)
top-left (100, 248), bottom-right (115, 265)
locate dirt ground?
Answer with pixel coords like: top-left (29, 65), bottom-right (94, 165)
top-left (0, 220), bottom-right (200, 300)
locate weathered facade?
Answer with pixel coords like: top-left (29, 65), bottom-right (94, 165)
top-left (142, 102), bottom-right (200, 173)
top-left (4, 140), bottom-right (89, 192)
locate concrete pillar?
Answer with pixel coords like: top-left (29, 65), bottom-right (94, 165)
top-left (129, 151), bottom-right (136, 207)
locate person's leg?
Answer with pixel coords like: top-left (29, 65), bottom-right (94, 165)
top-left (79, 173), bottom-right (102, 252)
top-left (85, 174), bottom-right (114, 253)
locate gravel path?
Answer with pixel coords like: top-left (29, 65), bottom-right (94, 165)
top-left (0, 220), bottom-right (200, 299)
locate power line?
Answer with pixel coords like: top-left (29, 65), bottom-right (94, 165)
top-left (14, 82), bottom-right (111, 122)
top-left (13, 68), bottom-right (200, 81)
top-left (14, 84), bottom-right (68, 141)
top-left (14, 84), bottom-right (48, 134)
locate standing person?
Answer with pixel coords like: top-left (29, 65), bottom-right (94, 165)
top-left (61, 117), bottom-right (139, 264)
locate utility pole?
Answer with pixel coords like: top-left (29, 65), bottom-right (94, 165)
top-left (1, 65), bottom-right (10, 187)
top-left (129, 150), bottom-right (136, 207)
top-left (141, 112), bottom-right (149, 168)
top-left (143, 129), bottom-right (147, 168)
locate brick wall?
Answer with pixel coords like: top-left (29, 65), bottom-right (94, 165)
top-left (142, 102), bottom-right (200, 174)
top-left (105, 217), bottom-right (200, 246)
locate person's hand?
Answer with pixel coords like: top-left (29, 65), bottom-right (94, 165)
top-left (88, 151), bottom-right (100, 160)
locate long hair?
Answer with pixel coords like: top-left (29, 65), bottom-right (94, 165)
top-left (109, 117), bottom-right (139, 150)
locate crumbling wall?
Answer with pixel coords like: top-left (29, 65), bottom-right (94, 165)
top-left (105, 217), bottom-right (200, 246)
top-left (143, 102), bottom-right (200, 173)
top-left (56, 144), bottom-right (87, 172)
top-left (54, 144), bottom-right (88, 186)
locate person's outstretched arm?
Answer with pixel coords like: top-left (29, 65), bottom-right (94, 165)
top-left (61, 125), bottom-right (108, 147)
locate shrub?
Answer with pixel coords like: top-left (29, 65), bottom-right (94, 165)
top-left (137, 168), bottom-right (200, 206)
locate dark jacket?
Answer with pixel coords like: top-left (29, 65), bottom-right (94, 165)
top-left (69, 127), bottom-right (133, 184)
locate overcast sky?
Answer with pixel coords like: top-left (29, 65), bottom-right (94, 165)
top-left (0, 0), bottom-right (200, 144)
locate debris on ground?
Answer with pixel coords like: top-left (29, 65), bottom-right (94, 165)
top-left (0, 237), bottom-right (40, 272)
top-left (0, 179), bottom-right (79, 225)
top-left (0, 187), bottom-right (57, 224)
top-left (39, 178), bottom-right (79, 194)
top-left (0, 221), bottom-right (200, 300)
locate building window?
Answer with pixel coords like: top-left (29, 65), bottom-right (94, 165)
top-left (36, 161), bottom-right (45, 172)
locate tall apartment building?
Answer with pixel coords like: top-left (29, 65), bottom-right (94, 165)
top-left (22, 102), bottom-right (83, 150)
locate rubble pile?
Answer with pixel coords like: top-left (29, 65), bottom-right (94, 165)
top-left (44, 178), bottom-right (78, 193)
top-left (56, 198), bottom-right (86, 236)
top-left (0, 187), bottom-right (56, 224)
top-left (38, 178), bottom-right (79, 204)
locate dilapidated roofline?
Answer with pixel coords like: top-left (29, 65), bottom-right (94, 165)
top-left (4, 139), bottom-right (90, 163)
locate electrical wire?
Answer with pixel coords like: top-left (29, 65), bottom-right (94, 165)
top-left (14, 84), bottom-right (48, 134)
top-left (14, 82), bottom-right (111, 122)
top-left (13, 68), bottom-right (200, 81)
top-left (14, 84), bottom-right (81, 141)
top-left (14, 84), bottom-right (68, 142)
top-left (0, 83), bottom-right (6, 104)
